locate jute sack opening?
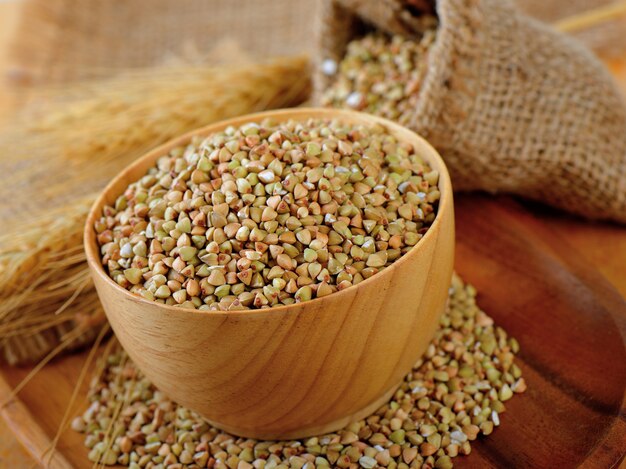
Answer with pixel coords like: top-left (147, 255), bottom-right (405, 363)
top-left (316, 0), bottom-right (626, 223)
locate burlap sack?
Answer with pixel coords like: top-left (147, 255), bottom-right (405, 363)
top-left (316, 0), bottom-right (626, 223)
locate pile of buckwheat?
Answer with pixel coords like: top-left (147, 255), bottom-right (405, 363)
top-left (95, 118), bottom-right (441, 310)
top-left (321, 32), bottom-right (436, 126)
top-left (73, 274), bottom-right (526, 468)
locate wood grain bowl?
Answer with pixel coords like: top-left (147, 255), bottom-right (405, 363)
top-left (84, 108), bottom-right (455, 439)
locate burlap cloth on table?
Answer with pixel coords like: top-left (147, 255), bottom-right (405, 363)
top-left (6, 0), bottom-right (320, 83)
top-left (315, 0), bottom-right (626, 223)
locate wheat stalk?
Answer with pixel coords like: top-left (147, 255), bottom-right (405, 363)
top-left (553, 1), bottom-right (626, 33)
top-left (0, 56), bottom-right (311, 364)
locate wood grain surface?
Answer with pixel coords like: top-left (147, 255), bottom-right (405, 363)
top-left (1, 2), bottom-right (626, 467)
top-left (2, 194), bottom-right (625, 468)
top-left (84, 107), bottom-right (456, 439)
top-left (453, 197), bottom-right (626, 469)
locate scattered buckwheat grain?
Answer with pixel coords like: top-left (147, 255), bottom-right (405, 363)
top-left (74, 274), bottom-right (526, 468)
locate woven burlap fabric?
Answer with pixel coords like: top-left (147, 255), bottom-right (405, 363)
top-left (8, 0), bottom-right (319, 83)
top-left (7, 0), bottom-right (625, 85)
top-left (315, 0), bottom-right (626, 222)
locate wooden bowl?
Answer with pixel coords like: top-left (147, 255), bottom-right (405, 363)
top-left (84, 108), bottom-right (455, 439)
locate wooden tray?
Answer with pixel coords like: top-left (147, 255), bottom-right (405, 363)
top-left (1, 195), bottom-right (625, 468)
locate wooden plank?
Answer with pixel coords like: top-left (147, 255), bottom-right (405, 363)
top-left (0, 377), bottom-right (73, 469)
top-left (453, 196), bottom-right (626, 468)
top-left (0, 194), bottom-right (624, 468)
top-left (0, 350), bottom-right (93, 469)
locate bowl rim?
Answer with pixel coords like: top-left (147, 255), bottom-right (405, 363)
top-left (84, 107), bottom-right (453, 316)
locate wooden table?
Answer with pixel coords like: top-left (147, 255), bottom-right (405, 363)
top-left (0, 1), bottom-right (624, 467)
top-left (0, 2), bottom-right (33, 466)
